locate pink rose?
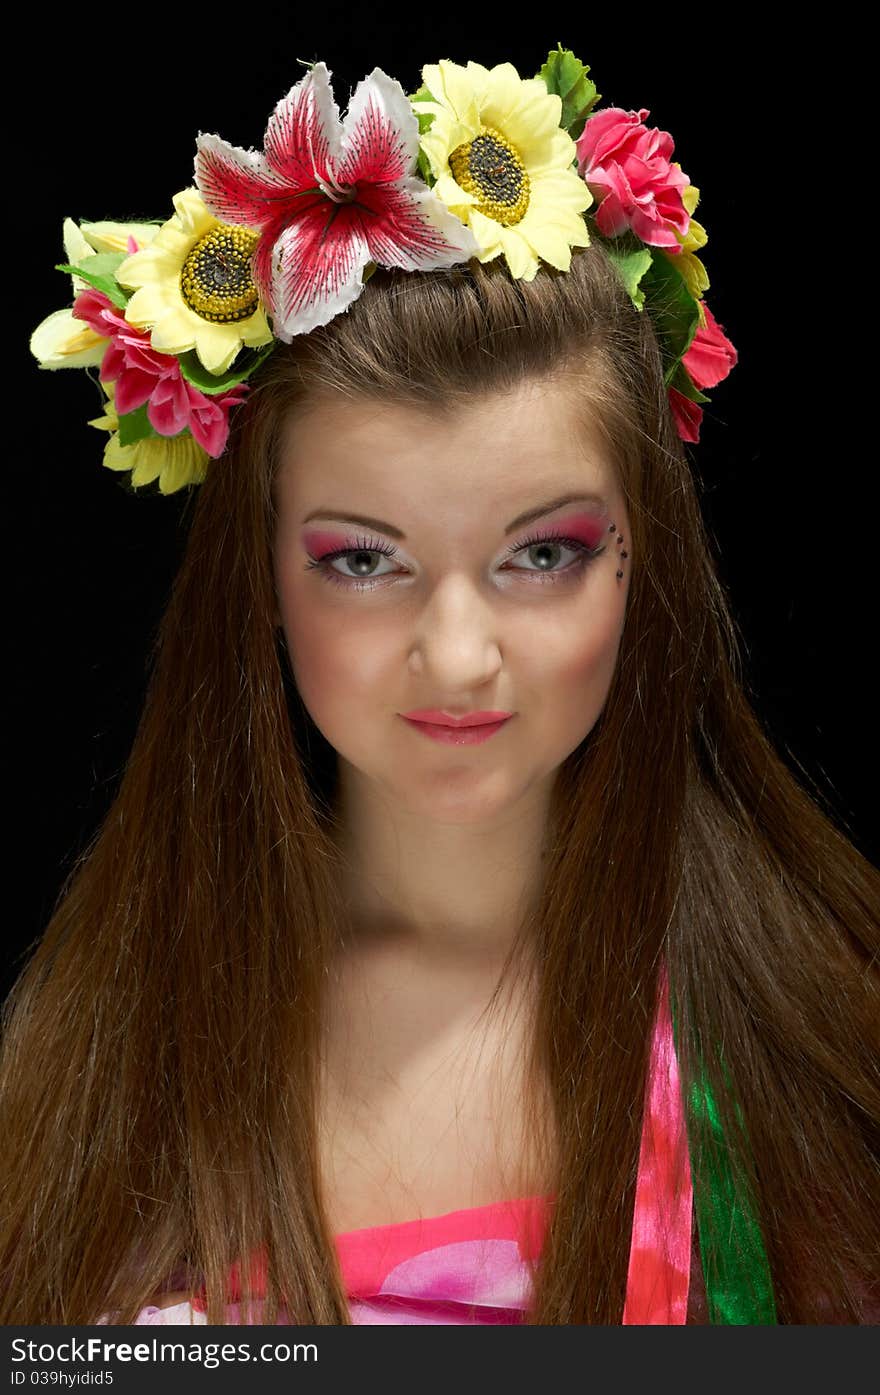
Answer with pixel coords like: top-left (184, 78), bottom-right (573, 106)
top-left (72, 288), bottom-right (248, 457)
top-left (575, 107), bottom-right (691, 250)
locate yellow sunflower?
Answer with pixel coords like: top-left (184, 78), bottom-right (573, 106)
top-left (115, 187), bottom-right (274, 376)
top-left (88, 383), bottom-right (209, 495)
top-left (413, 59), bottom-right (592, 281)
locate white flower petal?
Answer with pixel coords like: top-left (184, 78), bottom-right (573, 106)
top-left (270, 213), bottom-right (373, 339)
top-left (194, 132), bottom-right (285, 230)
top-left (363, 177), bottom-right (479, 270)
top-left (336, 67), bottom-right (420, 185)
top-left (263, 60), bottom-right (344, 187)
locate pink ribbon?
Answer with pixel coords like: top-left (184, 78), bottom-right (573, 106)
top-left (623, 958), bottom-right (692, 1323)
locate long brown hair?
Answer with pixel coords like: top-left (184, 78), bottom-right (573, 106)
top-left (2, 242), bottom-right (878, 1324)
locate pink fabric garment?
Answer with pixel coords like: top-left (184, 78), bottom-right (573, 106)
top-left (336, 1194), bottom-right (549, 1324)
top-left (122, 962), bottom-right (693, 1326)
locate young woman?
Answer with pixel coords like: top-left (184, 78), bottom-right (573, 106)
top-left (5, 53), bottom-right (878, 1325)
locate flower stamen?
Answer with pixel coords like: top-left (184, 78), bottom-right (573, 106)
top-left (449, 125), bottom-right (530, 226)
top-left (180, 224), bottom-right (261, 323)
top-left (316, 172), bottom-right (358, 203)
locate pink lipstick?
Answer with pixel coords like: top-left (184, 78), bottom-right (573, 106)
top-left (400, 709), bottom-right (514, 746)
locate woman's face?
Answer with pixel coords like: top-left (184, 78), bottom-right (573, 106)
top-left (272, 379), bottom-right (632, 824)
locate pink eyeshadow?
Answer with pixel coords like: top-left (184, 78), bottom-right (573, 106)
top-left (302, 512), bottom-right (609, 556)
top-left (525, 513), bottom-right (609, 549)
top-left (301, 528), bottom-right (353, 555)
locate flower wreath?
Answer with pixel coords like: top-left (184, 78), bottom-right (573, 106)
top-left (31, 46), bottom-right (737, 495)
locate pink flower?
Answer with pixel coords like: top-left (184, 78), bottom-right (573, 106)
top-left (193, 61), bottom-right (479, 341)
top-left (669, 301), bottom-right (738, 443)
top-left (575, 108), bottom-right (691, 250)
top-left (72, 288), bottom-right (248, 457)
top-left (668, 386), bottom-right (704, 444)
top-left (683, 301), bottom-right (738, 390)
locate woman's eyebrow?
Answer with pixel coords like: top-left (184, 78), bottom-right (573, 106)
top-left (300, 492), bottom-right (607, 540)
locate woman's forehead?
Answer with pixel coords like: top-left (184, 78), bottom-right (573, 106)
top-left (276, 382), bottom-right (617, 511)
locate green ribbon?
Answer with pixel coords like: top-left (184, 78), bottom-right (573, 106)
top-left (668, 972), bottom-right (778, 1324)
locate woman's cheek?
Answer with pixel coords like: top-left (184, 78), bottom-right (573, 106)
top-left (538, 605), bottom-right (626, 738)
top-left (527, 586), bottom-right (624, 679)
top-left (286, 612), bottom-right (388, 729)
top-left (280, 605), bottom-right (332, 716)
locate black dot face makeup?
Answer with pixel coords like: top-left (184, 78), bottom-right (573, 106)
top-left (605, 519), bottom-right (628, 584)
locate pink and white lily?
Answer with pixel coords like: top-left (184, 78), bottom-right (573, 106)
top-left (194, 62), bottom-right (479, 340)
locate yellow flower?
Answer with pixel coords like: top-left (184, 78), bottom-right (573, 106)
top-left (31, 217), bottom-right (162, 369)
top-left (75, 217), bottom-right (163, 256)
top-left (31, 308), bottom-right (107, 369)
top-left (115, 187), bottom-right (274, 375)
top-left (413, 59), bottom-right (592, 281)
top-left (62, 215), bottom-right (161, 292)
top-left (665, 176), bottom-right (710, 326)
top-left (88, 383), bottom-right (208, 494)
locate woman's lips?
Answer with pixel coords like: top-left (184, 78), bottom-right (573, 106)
top-left (400, 715), bottom-right (513, 745)
top-left (401, 710), bottom-right (513, 727)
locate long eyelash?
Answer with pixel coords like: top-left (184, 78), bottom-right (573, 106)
top-left (505, 529), bottom-right (602, 564)
top-left (504, 531), bottom-right (606, 585)
top-left (303, 530), bottom-right (606, 591)
top-left (303, 534), bottom-right (397, 590)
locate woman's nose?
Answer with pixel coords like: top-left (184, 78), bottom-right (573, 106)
top-left (407, 573), bottom-right (503, 683)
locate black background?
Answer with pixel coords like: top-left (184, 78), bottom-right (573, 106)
top-left (9, 11), bottom-right (873, 1001)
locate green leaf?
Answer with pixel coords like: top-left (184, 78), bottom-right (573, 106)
top-left (55, 260), bottom-right (131, 309)
top-left (77, 251), bottom-right (128, 277)
top-left (595, 232), bottom-right (705, 387)
top-left (537, 43), bottom-right (600, 143)
top-left (638, 249), bottom-right (703, 386)
top-left (668, 358), bottom-right (711, 404)
top-left (116, 404), bottom-right (161, 446)
top-left (177, 341), bottom-right (276, 396)
top-left (600, 233), bottom-right (654, 312)
top-left (408, 82), bottom-right (437, 132)
top-left (408, 83), bottom-right (439, 187)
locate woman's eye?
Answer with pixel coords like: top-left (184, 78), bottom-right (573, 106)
top-left (304, 531), bottom-right (603, 592)
top-left (327, 549), bottom-right (396, 580)
top-left (504, 537), bottom-right (591, 574)
top-left (303, 536), bottom-right (400, 591)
